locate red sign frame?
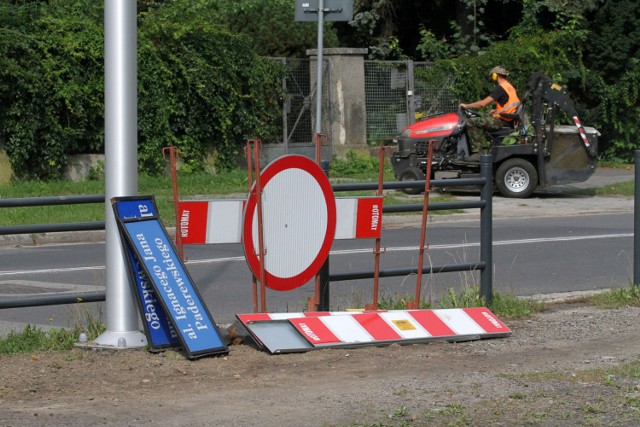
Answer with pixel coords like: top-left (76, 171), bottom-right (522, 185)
top-left (242, 155), bottom-right (337, 291)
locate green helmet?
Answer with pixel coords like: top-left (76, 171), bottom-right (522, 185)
top-left (490, 66), bottom-right (509, 81)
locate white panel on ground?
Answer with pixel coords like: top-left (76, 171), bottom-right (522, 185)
top-left (321, 315), bottom-right (373, 343)
top-left (434, 309), bottom-right (486, 335)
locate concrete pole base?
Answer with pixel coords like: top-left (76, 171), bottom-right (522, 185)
top-left (91, 330), bottom-right (147, 349)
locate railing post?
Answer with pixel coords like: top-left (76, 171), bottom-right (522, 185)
top-left (480, 154), bottom-right (493, 306)
top-left (318, 160), bottom-right (331, 311)
top-left (634, 151), bottom-right (640, 287)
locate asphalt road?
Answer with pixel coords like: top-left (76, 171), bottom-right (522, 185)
top-left (0, 167), bottom-right (635, 334)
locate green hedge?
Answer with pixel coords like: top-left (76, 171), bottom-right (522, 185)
top-left (0, 0), bottom-right (283, 179)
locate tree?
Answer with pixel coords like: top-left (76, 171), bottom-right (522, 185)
top-left (0, 0), bottom-right (104, 180)
top-left (580, 0), bottom-right (640, 161)
top-left (210, 0), bottom-right (339, 57)
top-left (0, 0), bottom-right (285, 179)
top-left (137, 0), bottom-right (284, 173)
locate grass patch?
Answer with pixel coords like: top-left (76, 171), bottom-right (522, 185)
top-left (1, 166), bottom-right (467, 227)
top-left (573, 180), bottom-right (634, 197)
top-left (377, 293), bottom-right (432, 310)
top-left (506, 359), bottom-right (640, 387)
top-left (593, 180), bottom-right (634, 197)
top-left (492, 292), bottom-right (547, 318)
top-left (595, 161), bottom-right (633, 169)
top-left (586, 285), bottom-right (640, 309)
top-left (0, 301), bottom-right (105, 355)
top-left (377, 286), bottom-right (546, 319)
top-left (0, 172), bottom-right (251, 227)
top-left (0, 325), bottom-right (80, 354)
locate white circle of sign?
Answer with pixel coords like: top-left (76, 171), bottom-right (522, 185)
top-left (242, 155), bottom-right (336, 291)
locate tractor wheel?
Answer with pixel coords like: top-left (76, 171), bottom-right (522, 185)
top-left (400, 167), bottom-right (425, 195)
top-left (495, 158), bottom-right (538, 198)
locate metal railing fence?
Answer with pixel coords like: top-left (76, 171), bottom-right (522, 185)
top-left (0, 161), bottom-right (494, 311)
top-left (0, 195), bottom-right (104, 236)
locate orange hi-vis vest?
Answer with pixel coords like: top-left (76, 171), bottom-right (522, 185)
top-left (493, 80), bottom-right (520, 121)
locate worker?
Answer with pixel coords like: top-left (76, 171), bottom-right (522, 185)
top-left (459, 66), bottom-right (520, 162)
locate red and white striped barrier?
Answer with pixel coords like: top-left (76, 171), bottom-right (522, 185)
top-left (178, 196), bottom-right (383, 245)
top-left (237, 308), bottom-right (511, 353)
top-left (178, 200), bottom-right (245, 245)
top-left (334, 197), bottom-right (383, 239)
top-left (572, 116), bottom-right (593, 151)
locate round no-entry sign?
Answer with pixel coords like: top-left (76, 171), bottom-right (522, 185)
top-left (242, 155), bottom-right (336, 291)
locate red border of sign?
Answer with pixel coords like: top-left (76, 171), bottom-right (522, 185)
top-left (242, 155), bottom-right (337, 291)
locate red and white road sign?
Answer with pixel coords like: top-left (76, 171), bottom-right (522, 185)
top-left (237, 307), bottom-right (511, 353)
top-left (242, 155), bottom-right (337, 291)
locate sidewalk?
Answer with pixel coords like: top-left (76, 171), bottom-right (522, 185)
top-left (387, 166), bottom-right (635, 227)
top-left (0, 167), bottom-right (634, 246)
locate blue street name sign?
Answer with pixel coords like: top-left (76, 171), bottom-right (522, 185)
top-left (113, 196), bottom-right (228, 358)
top-left (114, 197), bottom-right (180, 351)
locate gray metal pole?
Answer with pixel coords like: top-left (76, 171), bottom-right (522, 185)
top-left (315, 0), bottom-right (324, 135)
top-left (635, 151), bottom-right (640, 286)
top-left (318, 160), bottom-right (331, 311)
top-left (479, 154), bottom-right (493, 306)
top-left (407, 60), bottom-right (415, 126)
top-left (95, 0), bottom-right (146, 348)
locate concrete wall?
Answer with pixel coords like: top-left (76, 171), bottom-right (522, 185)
top-left (0, 150), bottom-right (105, 183)
top-left (0, 148), bottom-right (11, 184)
top-left (63, 154), bottom-right (105, 182)
top-left (307, 48), bottom-right (369, 160)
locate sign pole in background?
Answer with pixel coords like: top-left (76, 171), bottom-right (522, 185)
top-left (95, 0), bottom-right (146, 348)
top-left (295, 0), bottom-right (354, 137)
top-left (315, 0), bottom-right (325, 136)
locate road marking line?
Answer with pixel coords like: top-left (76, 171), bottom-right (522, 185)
top-left (0, 233), bottom-right (631, 277)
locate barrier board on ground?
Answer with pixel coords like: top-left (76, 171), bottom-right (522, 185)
top-left (237, 308), bottom-right (511, 354)
top-left (113, 196), bottom-right (228, 359)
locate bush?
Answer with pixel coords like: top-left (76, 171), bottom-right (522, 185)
top-left (330, 150), bottom-right (380, 175)
top-left (137, 1), bottom-right (284, 173)
top-left (0, 1), bottom-right (104, 180)
top-left (0, 0), bottom-right (284, 179)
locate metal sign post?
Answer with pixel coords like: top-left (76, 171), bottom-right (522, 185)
top-left (315, 0), bottom-right (325, 136)
top-left (295, 0), bottom-right (353, 136)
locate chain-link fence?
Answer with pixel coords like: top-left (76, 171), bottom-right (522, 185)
top-left (279, 58), bottom-right (313, 146)
top-left (364, 61), bottom-right (458, 144)
top-left (272, 58), bottom-right (457, 148)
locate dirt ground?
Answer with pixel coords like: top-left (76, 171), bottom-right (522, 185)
top-left (0, 302), bottom-right (639, 426)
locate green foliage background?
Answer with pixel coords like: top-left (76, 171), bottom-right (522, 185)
top-left (137, 1), bottom-right (284, 173)
top-left (0, 1), bottom-right (104, 179)
top-left (0, 0), bottom-right (283, 179)
top-left (0, 0), bottom-right (638, 180)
